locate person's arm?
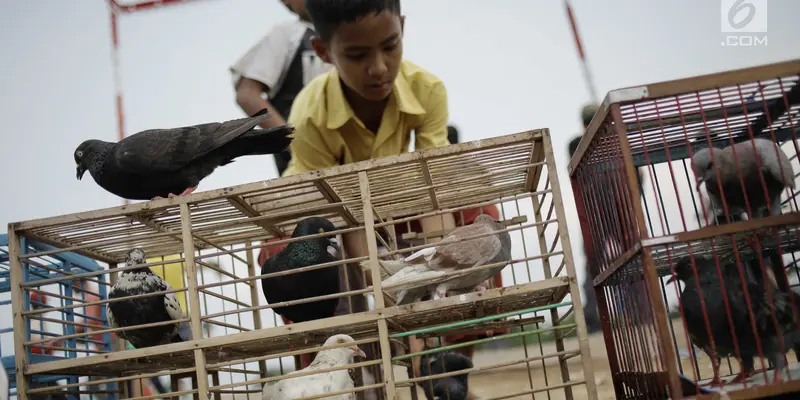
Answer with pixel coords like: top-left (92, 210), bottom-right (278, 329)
top-left (235, 78), bottom-right (288, 129)
top-left (414, 81), bottom-right (456, 237)
top-left (414, 81), bottom-right (451, 150)
top-left (230, 23), bottom-right (294, 128)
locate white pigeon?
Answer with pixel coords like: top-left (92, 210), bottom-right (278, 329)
top-left (262, 334), bottom-right (367, 400)
top-left (691, 138), bottom-right (796, 218)
top-left (361, 214), bottom-right (512, 305)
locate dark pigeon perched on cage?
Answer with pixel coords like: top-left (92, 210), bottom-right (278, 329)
top-left (364, 214), bottom-right (511, 305)
top-left (73, 108), bottom-right (293, 201)
top-left (691, 138), bottom-right (795, 220)
top-left (418, 350), bottom-right (473, 400)
top-left (668, 254), bottom-right (800, 386)
top-left (107, 247), bottom-right (191, 348)
top-left (260, 216), bottom-right (341, 323)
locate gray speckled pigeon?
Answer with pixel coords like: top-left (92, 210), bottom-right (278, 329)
top-left (74, 108), bottom-right (293, 201)
top-left (261, 334), bottom-right (366, 400)
top-left (362, 214), bottom-right (512, 305)
top-left (107, 248), bottom-right (190, 348)
top-left (691, 138), bottom-right (795, 218)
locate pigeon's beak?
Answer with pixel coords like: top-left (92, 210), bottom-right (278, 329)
top-left (350, 346), bottom-right (366, 359)
top-left (330, 237), bottom-right (340, 250)
top-left (76, 164), bottom-right (86, 180)
top-left (695, 176), bottom-right (704, 192)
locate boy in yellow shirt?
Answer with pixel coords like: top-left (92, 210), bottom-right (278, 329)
top-left (281, 0), bottom-right (458, 386)
top-left (284, 0), bottom-right (456, 267)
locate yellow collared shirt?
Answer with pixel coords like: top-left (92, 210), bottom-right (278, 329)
top-left (282, 59), bottom-right (450, 177)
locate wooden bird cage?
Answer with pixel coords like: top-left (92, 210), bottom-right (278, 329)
top-left (569, 59), bottom-right (800, 399)
top-left (7, 129), bottom-right (598, 400)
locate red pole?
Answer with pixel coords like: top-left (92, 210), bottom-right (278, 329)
top-left (108, 1), bottom-right (129, 206)
top-left (565, 0), bottom-right (599, 103)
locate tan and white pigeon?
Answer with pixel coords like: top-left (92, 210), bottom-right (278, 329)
top-left (691, 138), bottom-right (796, 218)
top-left (363, 214), bottom-right (512, 305)
top-left (262, 334), bottom-right (366, 400)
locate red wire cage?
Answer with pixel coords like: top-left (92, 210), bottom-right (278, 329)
top-left (569, 59), bottom-right (800, 399)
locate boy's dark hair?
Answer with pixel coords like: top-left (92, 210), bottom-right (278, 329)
top-left (305, 0), bottom-right (402, 42)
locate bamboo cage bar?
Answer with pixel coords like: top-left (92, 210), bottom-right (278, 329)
top-left (6, 129), bottom-right (598, 400)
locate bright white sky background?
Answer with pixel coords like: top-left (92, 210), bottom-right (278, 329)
top-left (1, 0), bottom-right (799, 366)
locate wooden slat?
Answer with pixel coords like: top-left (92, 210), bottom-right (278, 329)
top-left (226, 195), bottom-right (283, 237)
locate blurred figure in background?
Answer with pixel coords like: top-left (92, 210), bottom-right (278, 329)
top-left (568, 104), bottom-right (646, 333)
top-left (230, 0), bottom-right (331, 177)
top-left (447, 124), bottom-right (459, 145)
top-left (568, 104), bottom-right (603, 334)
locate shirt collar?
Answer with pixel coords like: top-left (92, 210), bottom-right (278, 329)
top-left (325, 67), bottom-right (426, 130)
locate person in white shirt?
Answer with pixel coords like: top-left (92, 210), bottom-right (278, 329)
top-left (230, 0), bottom-right (331, 176)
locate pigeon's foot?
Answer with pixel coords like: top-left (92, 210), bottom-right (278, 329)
top-left (728, 370), bottom-right (756, 384)
top-left (699, 376), bottom-right (726, 387)
top-left (772, 368), bottom-right (784, 383)
top-left (700, 357), bottom-right (725, 387)
top-left (432, 290), bottom-right (447, 301)
top-left (179, 186), bottom-right (198, 196)
top-left (152, 194), bottom-right (180, 200)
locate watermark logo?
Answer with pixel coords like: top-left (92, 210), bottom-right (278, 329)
top-left (720, 0), bottom-right (767, 46)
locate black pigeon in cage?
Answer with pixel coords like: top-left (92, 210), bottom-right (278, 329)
top-left (364, 214), bottom-right (511, 305)
top-left (73, 108), bottom-right (293, 201)
top-left (260, 217), bottom-right (341, 323)
top-left (691, 138), bottom-right (795, 220)
top-left (106, 247), bottom-right (191, 348)
top-left (668, 254), bottom-right (800, 385)
top-left (418, 350), bottom-right (473, 400)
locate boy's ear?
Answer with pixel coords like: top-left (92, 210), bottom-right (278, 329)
top-left (310, 36), bottom-right (332, 64)
top-left (400, 15), bottom-right (405, 33)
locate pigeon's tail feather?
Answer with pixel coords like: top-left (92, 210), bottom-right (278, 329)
top-left (176, 321), bottom-right (192, 342)
top-left (170, 332), bottom-right (185, 344)
top-left (382, 266), bottom-right (447, 293)
top-left (360, 259), bottom-right (412, 280)
top-left (236, 124), bottom-right (295, 155)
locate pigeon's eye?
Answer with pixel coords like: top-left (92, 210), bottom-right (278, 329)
top-left (318, 228), bottom-right (324, 234)
top-left (337, 338), bottom-right (346, 344)
top-left (76, 150), bottom-right (83, 158)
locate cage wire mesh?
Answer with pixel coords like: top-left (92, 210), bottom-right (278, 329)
top-left (6, 130), bottom-right (598, 400)
top-left (570, 59), bottom-right (800, 399)
top-left (0, 234), bottom-right (118, 400)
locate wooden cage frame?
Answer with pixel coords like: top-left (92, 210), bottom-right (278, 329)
top-left (569, 58), bottom-right (800, 399)
top-left (7, 129), bottom-right (598, 400)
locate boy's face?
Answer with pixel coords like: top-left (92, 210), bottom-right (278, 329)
top-left (312, 11), bottom-right (405, 102)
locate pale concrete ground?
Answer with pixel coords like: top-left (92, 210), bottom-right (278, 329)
top-left (395, 317), bottom-right (800, 400)
top-left (217, 317), bottom-right (800, 399)
top-left (394, 330), bottom-right (615, 400)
